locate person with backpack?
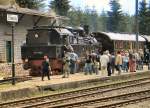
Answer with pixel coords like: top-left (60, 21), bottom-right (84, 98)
top-left (69, 50), bottom-right (78, 74)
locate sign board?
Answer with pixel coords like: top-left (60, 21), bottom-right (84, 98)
top-left (7, 14), bottom-right (18, 23)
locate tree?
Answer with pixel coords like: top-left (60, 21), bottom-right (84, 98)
top-left (67, 7), bottom-right (83, 27)
top-left (107, 0), bottom-right (125, 32)
top-left (67, 6), bottom-right (100, 32)
top-left (49, 0), bottom-right (71, 16)
top-left (16, 0), bottom-right (45, 9)
top-left (138, 0), bottom-right (149, 35)
top-left (146, 0), bottom-right (150, 35)
top-left (88, 7), bottom-right (98, 32)
top-left (99, 10), bottom-right (108, 32)
top-left (124, 14), bottom-right (135, 33)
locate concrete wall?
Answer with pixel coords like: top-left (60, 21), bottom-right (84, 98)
top-left (0, 14), bottom-right (51, 63)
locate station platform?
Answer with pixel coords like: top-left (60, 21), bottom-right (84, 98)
top-left (0, 66), bottom-right (149, 101)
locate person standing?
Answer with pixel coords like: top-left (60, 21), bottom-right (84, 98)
top-left (115, 51), bottom-right (122, 75)
top-left (106, 50), bottom-right (111, 76)
top-left (146, 49), bottom-right (150, 70)
top-left (100, 51), bottom-right (109, 76)
top-left (62, 52), bottom-right (70, 78)
top-left (69, 50), bottom-right (78, 74)
top-left (84, 54), bottom-right (93, 75)
top-left (41, 55), bottom-right (51, 81)
top-left (110, 52), bottom-right (115, 74)
top-left (123, 53), bottom-right (129, 72)
top-left (129, 51), bottom-right (136, 72)
top-left (93, 56), bottom-right (100, 75)
top-left (138, 49), bottom-right (144, 70)
top-left (91, 50), bottom-right (97, 73)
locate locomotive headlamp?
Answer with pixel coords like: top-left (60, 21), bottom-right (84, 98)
top-left (25, 58), bottom-right (28, 62)
top-left (35, 34), bottom-right (38, 38)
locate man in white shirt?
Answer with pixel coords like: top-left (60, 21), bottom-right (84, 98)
top-left (100, 51), bottom-right (109, 76)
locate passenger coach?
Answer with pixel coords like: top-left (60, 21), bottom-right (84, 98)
top-left (93, 32), bottom-right (146, 53)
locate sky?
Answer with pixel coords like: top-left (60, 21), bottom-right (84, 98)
top-left (46, 0), bottom-right (150, 15)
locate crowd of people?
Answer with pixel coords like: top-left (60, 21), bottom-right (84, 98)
top-left (62, 48), bottom-right (147, 78)
top-left (41, 48), bottom-right (149, 80)
top-left (84, 49), bottom-right (146, 76)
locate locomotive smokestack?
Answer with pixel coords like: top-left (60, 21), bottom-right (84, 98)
top-left (83, 25), bottom-right (89, 35)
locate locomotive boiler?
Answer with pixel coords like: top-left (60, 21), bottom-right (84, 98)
top-left (21, 26), bottom-right (100, 76)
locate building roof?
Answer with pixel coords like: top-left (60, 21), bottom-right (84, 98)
top-left (100, 32), bottom-right (146, 42)
top-left (0, 5), bottom-right (68, 20)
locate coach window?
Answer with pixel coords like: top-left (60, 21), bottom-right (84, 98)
top-left (124, 41), bottom-right (127, 49)
top-left (139, 42), bottom-right (144, 49)
top-left (125, 41), bottom-right (130, 49)
top-left (133, 42), bottom-right (136, 49)
top-left (139, 43), bottom-right (141, 49)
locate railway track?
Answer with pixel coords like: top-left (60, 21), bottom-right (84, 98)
top-left (47, 89), bottom-right (150, 108)
top-left (0, 77), bottom-right (150, 108)
top-left (21, 79), bottom-right (150, 108)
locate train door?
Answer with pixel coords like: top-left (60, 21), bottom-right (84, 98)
top-left (6, 41), bottom-right (11, 62)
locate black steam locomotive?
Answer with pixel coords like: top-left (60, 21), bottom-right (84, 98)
top-left (21, 26), bottom-right (101, 76)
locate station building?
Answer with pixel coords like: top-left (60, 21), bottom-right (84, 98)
top-left (0, 5), bottom-right (57, 63)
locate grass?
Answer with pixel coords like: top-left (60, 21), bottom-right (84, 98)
top-left (0, 83), bottom-right (12, 90)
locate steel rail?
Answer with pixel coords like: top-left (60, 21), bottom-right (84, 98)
top-left (46, 89), bottom-right (150, 108)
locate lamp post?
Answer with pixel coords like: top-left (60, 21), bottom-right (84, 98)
top-left (135, 0), bottom-right (139, 51)
top-left (60, 35), bottom-right (64, 74)
top-left (7, 14), bottom-right (18, 85)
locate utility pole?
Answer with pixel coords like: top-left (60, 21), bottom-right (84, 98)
top-left (135, 0), bottom-right (139, 51)
top-left (11, 23), bottom-right (15, 85)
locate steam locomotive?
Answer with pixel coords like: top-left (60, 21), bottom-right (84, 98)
top-left (21, 26), bottom-right (101, 76)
